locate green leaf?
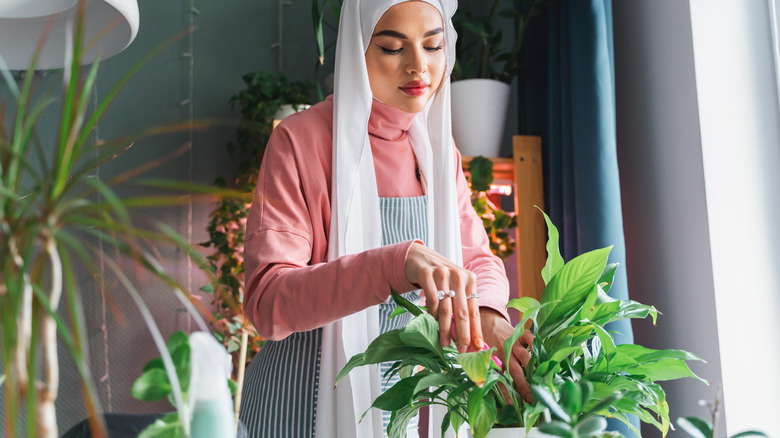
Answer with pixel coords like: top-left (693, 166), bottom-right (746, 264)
top-left (469, 156), bottom-right (494, 191)
top-left (388, 404), bottom-right (421, 438)
top-left (398, 314), bottom-right (443, 356)
top-left (334, 353), bottom-right (366, 386)
top-left (582, 391), bottom-right (623, 418)
top-left (456, 348), bottom-right (495, 387)
top-left (171, 343), bottom-right (191, 393)
top-left (371, 375), bottom-right (425, 413)
top-left (467, 388), bottom-right (497, 438)
top-left (536, 246), bottom-right (612, 337)
top-left (593, 344), bottom-right (708, 383)
top-left (560, 380), bottom-right (583, 417)
top-left (506, 296), bottom-right (541, 315)
top-left (531, 385), bottom-right (571, 423)
top-left (166, 331), bottom-right (189, 355)
top-left (0, 375), bottom-right (5, 387)
top-left (731, 432), bottom-right (770, 438)
top-left (131, 368), bottom-right (172, 402)
top-left (391, 291), bottom-right (424, 316)
top-left (388, 306), bottom-right (408, 319)
top-left (591, 322), bottom-right (617, 367)
top-left (363, 329), bottom-right (432, 364)
top-left (575, 416), bottom-right (608, 437)
top-left (412, 373), bottom-right (457, 395)
top-left (538, 420), bottom-right (574, 438)
top-left (137, 413), bottom-right (184, 438)
top-left (676, 417), bottom-right (711, 438)
top-left (450, 410), bottom-right (466, 437)
top-left (495, 404), bottom-right (519, 426)
top-left (539, 209), bottom-right (565, 285)
top-left (597, 263), bottom-right (619, 294)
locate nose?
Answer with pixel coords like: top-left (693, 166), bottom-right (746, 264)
top-left (405, 47), bottom-right (427, 75)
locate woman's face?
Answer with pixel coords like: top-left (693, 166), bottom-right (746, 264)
top-left (365, 1), bottom-right (446, 113)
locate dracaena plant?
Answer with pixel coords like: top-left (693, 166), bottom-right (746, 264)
top-left (0, 4), bottom-right (235, 437)
top-left (337, 210), bottom-right (708, 438)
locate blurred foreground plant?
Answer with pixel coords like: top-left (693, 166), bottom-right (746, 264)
top-left (0, 4), bottom-right (237, 437)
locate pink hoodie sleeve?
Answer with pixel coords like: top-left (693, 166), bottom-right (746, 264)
top-left (243, 123), bottom-right (420, 341)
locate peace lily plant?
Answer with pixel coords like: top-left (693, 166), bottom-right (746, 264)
top-left (337, 211), bottom-right (708, 438)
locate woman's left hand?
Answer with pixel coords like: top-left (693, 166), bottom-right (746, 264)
top-left (480, 308), bottom-right (534, 403)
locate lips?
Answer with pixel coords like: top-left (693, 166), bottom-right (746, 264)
top-left (400, 80), bottom-right (429, 96)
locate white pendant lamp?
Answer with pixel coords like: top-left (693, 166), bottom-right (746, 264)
top-left (0, 0), bottom-right (139, 70)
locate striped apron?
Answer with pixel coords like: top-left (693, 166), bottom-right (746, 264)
top-left (240, 196), bottom-right (428, 437)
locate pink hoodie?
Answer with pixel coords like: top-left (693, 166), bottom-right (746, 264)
top-left (243, 96), bottom-right (510, 340)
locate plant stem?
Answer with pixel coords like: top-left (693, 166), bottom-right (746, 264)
top-left (37, 236), bottom-right (63, 438)
top-left (10, 237), bottom-right (31, 393)
top-left (710, 384), bottom-right (723, 438)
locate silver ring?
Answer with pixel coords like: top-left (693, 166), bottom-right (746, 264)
top-left (467, 294), bottom-right (479, 300)
top-left (449, 290), bottom-right (456, 298)
top-left (436, 290), bottom-right (446, 300)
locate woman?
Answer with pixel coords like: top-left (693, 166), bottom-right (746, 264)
top-left (239, 1), bottom-right (532, 437)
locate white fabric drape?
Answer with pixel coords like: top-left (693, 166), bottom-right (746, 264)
top-left (314, 0), bottom-right (461, 437)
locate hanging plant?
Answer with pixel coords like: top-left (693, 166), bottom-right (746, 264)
top-left (200, 72), bottom-right (316, 372)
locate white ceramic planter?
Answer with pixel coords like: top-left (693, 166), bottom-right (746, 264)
top-left (272, 103), bottom-right (311, 129)
top-left (451, 78), bottom-right (512, 158)
top-left (485, 427), bottom-right (554, 438)
top-left (466, 425), bottom-right (554, 438)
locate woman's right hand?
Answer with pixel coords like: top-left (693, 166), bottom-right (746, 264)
top-left (404, 242), bottom-right (483, 353)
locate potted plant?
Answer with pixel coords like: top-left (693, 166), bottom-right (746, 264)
top-left (0, 5), bottom-right (235, 437)
top-left (200, 71), bottom-right (315, 374)
top-left (468, 156), bottom-right (517, 260)
top-left (337, 210), bottom-right (708, 438)
top-left (450, 0), bottom-right (543, 157)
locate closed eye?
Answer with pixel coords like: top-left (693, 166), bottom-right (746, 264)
top-left (425, 44), bottom-right (443, 52)
top-left (378, 45), bottom-right (402, 55)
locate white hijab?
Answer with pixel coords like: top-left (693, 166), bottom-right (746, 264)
top-left (315, 0), bottom-right (462, 437)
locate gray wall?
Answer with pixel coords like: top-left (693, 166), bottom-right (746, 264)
top-left (613, 0), bottom-right (725, 435)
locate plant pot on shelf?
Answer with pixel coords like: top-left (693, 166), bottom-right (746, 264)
top-left (451, 78), bottom-right (511, 158)
top-left (272, 103), bottom-right (311, 129)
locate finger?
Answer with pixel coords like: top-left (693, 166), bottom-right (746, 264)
top-left (433, 266), bottom-right (452, 346)
top-left (512, 338), bottom-right (532, 369)
top-left (437, 291), bottom-right (453, 347)
top-left (451, 271), bottom-right (471, 353)
top-left (520, 329), bottom-right (534, 350)
top-left (508, 358), bottom-right (532, 403)
top-left (465, 273), bottom-right (483, 350)
top-left (419, 272), bottom-right (440, 319)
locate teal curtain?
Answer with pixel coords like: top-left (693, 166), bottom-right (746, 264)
top-left (518, 0), bottom-right (638, 435)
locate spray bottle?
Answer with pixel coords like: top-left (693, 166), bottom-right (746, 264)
top-left (188, 331), bottom-right (236, 438)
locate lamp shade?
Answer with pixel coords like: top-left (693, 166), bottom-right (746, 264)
top-left (0, 0), bottom-right (139, 70)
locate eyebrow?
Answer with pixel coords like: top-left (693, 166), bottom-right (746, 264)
top-left (373, 27), bottom-right (444, 39)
